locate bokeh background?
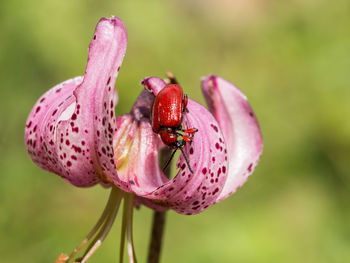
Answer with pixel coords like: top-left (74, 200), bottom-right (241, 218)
top-left (1, 0), bottom-right (349, 262)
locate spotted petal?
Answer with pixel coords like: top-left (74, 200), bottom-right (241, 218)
top-left (201, 75), bottom-right (263, 202)
top-left (135, 78), bottom-right (228, 215)
top-left (112, 90), bottom-right (169, 194)
top-left (25, 17), bottom-right (127, 187)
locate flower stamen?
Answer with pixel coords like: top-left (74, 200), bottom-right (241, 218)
top-left (63, 186), bottom-right (123, 263)
top-left (66, 188), bottom-right (116, 261)
top-left (126, 194), bottom-right (137, 263)
top-left (79, 187), bottom-right (123, 262)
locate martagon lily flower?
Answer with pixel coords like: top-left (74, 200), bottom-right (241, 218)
top-left (25, 17), bottom-right (262, 262)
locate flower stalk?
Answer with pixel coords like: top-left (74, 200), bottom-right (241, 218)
top-left (147, 147), bottom-right (172, 263)
top-left (59, 187), bottom-right (123, 263)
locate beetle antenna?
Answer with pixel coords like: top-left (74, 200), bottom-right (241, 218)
top-left (162, 146), bottom-right (194, 174)
top-left (162, 148), bottom-right (178, 172)
top-left (179, 147), bottom-right (194, 174)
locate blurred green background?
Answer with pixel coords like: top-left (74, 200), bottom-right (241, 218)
top-left (1, 0), bottom-right (349, 262)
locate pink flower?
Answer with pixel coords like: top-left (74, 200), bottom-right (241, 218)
top-left (25, 17), bottom-right (262, 262)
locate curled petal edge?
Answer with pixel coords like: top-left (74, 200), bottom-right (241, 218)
top-left (201, 75), bottom-right (263, 202)
top-left (25, 17), bottom-right (128, 187)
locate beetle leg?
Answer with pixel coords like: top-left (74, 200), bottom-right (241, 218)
top-left (183, 128), bottom-right (198, 134)
top-left (162, 143), bottom-right (194, 174)
top-left (182, 135), bottom-right (192, 142)
top-left (178, 146), bottom-right (194, 174)
top-left (162, 148), bottom-right (178, 172)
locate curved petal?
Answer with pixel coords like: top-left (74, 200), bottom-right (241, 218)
top-left (201, 75), bottom-right (263, 202)
top-left (75, 17), bottom-right (127, 188)
top-left (113, 114), bottom-right (168, 194)
top-left (150, 99), bottom-right (228, 215)
top-left (24, 77), bottom-right (97, 186)
top-left (112, 90), bottom-right (168, 194)
top-left (131, 78), bottom-right (229, 214)
top-left (25, 17), bottom-right (127, 187)
top-left (141, 77), bottom-right (167, 95)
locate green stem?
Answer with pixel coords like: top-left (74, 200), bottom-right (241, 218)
top-left (147, 147), bottom-right (172, 263)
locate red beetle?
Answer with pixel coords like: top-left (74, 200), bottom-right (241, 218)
top-left (152, 84), bottom-right (198, 173)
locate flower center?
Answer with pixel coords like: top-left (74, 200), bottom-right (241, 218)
top-left (113, 115), bottom-right (138, 182)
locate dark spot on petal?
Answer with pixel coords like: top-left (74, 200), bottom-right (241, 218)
top-left (211, 124), bottom-right (218, 132)
top-left (212, 188), bottom-right (219, 195)
top-left (72, 145), bottom-right (82, 153)
top-left (217, 167), bottom-right (221, 177)
top-left (247, 163), bottom-right (253, 172)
